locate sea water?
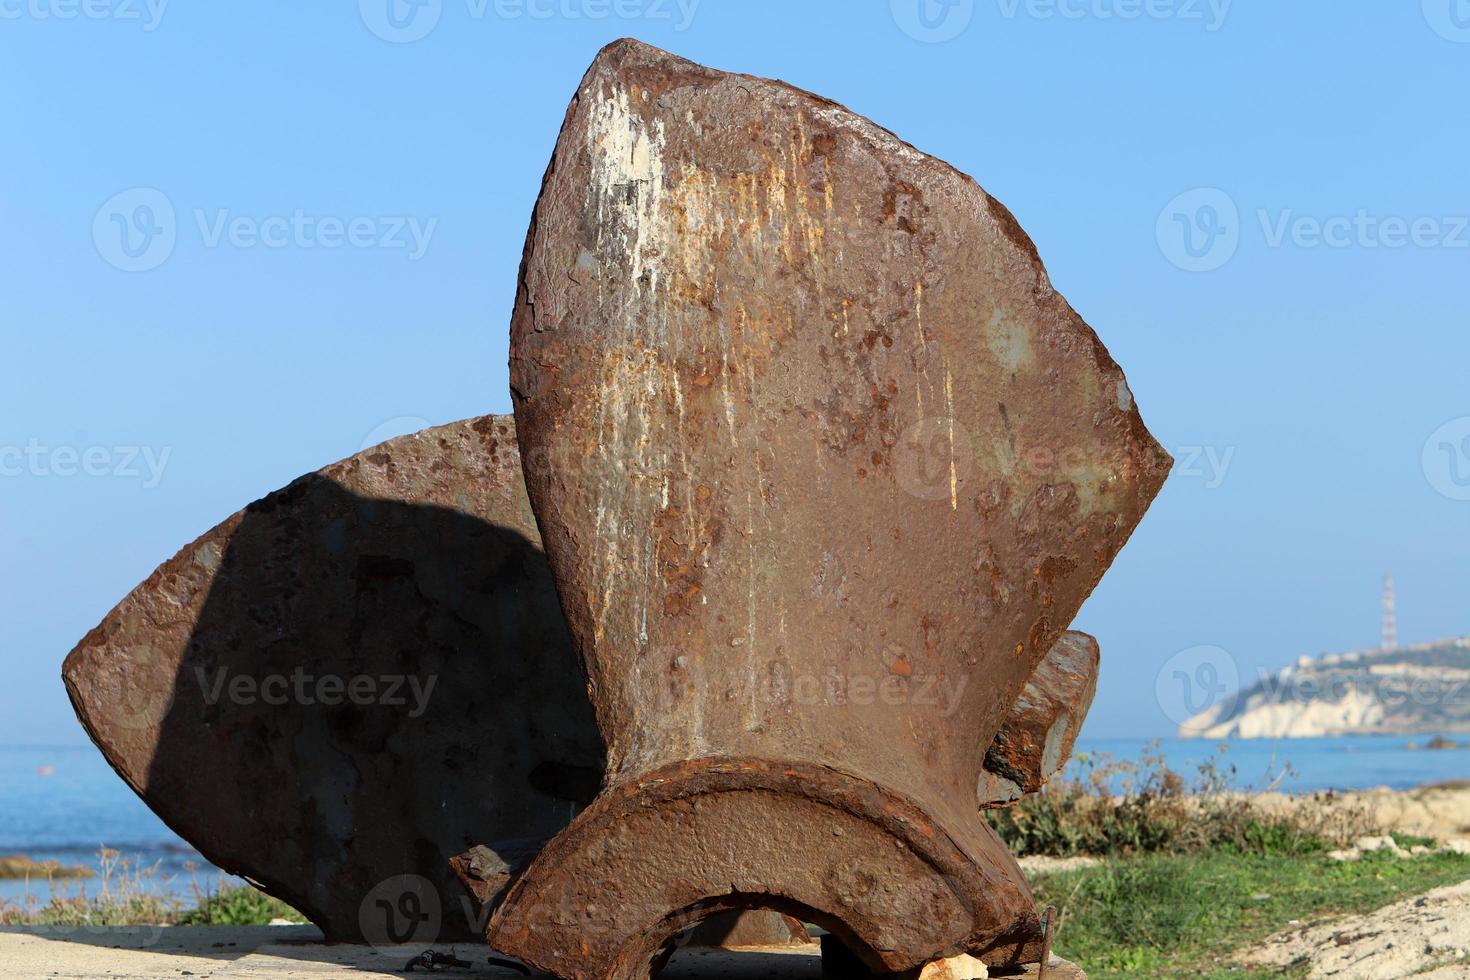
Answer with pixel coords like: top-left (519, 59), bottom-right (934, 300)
top-left (0, 745), bottom-right (236, 906)
top-left (3, 735), bottom-right (1469, 904)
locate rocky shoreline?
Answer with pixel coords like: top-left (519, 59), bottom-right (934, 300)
top-left (0, 857), bottom-right (91, 881)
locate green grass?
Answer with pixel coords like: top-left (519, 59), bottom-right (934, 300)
top-left (174, 885), bottom-right (306, 926)
top-left (1390, 830), bottom-right (1438, 851)
top-left (1032, 849), bottom-right (1470, 979)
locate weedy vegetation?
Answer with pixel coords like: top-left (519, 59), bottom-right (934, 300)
top-left (998, 746), bottom-right (1470, 979)
top-left (0, 848), bottom-right (305, 927)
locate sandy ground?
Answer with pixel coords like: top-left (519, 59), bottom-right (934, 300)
top-left (1225, 785), bottom-right (1470, 976)
top-left (1356, 782), bottom-right (1470, 839)
top-left (1245, 880), bottom-right (1470, 978)
top-left (0, 926), bottom-right (1083, 979)
top-left (1205, 784), bottom-right (1470, 976)
top-left (0, 926), bottom-right (822, 979)
top-left (1017, 855), bottom-right (1102, 875)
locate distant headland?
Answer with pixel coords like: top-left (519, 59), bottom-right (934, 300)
top-left (1181, 637), bottom-right (1470, 739)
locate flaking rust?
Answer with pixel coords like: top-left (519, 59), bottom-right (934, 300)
top-left (494, 38), bottom-right (1170, 980)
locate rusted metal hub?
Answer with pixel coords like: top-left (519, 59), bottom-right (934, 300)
top-left (498, 37), bottom-right (1170, 978)
top-left (488, 758), bottom-right (1041, 978)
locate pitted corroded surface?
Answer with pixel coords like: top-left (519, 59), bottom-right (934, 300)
top-left (62, 417), bottom-right (603, 941)
top-left (980, 631), bottom-right (1100, 807)
top-left (503, 38), bottom-right (1169, 972)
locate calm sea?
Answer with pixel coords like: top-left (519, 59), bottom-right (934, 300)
top-left (0, 745), bottom-right (242, 906)
top-left (3, 736), bottom-right (1468, 903)
top-left (1080, 735), bottom-right (1470, 794)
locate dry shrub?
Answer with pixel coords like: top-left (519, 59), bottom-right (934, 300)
top-left (0, 848), bottom-right (178, 926)
top-left (986, 743), bottom-right (1380, 858)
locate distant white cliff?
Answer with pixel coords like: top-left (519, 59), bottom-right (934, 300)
top-left (1181, 637), bottom-right (1470, 739)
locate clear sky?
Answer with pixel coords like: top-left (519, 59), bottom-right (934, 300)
top-left (3, 1), bottom-right (1468, 744)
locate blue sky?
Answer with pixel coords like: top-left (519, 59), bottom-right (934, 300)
top-left (2, 1), bottom-right (1468, 744)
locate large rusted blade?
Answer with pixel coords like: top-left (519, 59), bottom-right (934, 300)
top-left (980, 631), bottom-right (1100, 808)
top-left (496, 38), bottom-right (1170, 979)
top-left (62, 417), bottom-right (604, 942)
